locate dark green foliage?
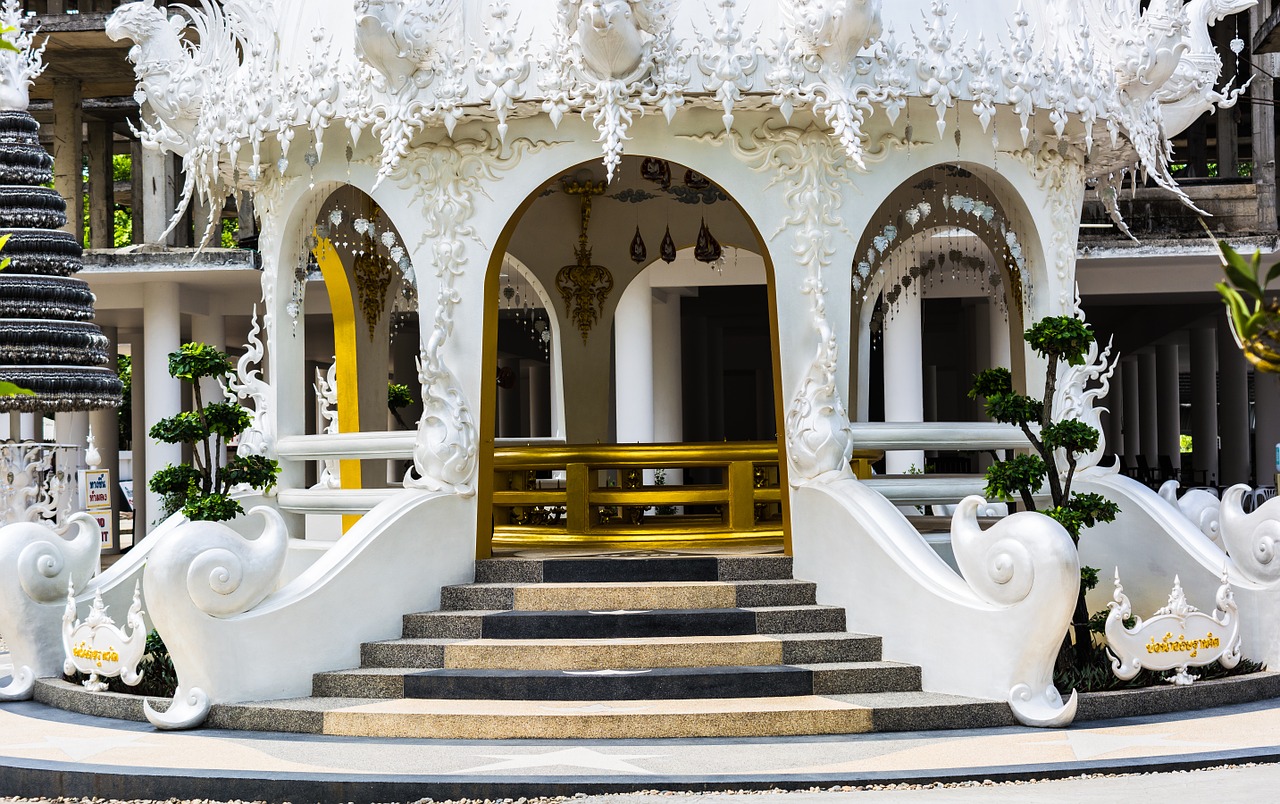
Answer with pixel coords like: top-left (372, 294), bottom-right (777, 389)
top-left (983, 454), bottom-right (1046, 504)
top-left (147, 342), bottom-right (279, 522)
top-left (1025, 316), bottom-right (1094, 367)
top-left (1042, 420), bottom-right (1100, 456)
top-left (982, 392), bottom-right (1043, 426)
top-left (388, 381), bottom-right (415, 429)
top-left (1080, 565), bottom-right (1100, 594)
top-left (968, 367), bottom-right (1013, 399)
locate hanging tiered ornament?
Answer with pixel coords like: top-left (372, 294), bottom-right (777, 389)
top-left (694, 218), bottom-right (722, 264)
top-left (556, 179), bottom-right (613, 343)
top-left (660, 225), bottom-right (677, 263)
top-left (630, 225), bottom-right (647, 264)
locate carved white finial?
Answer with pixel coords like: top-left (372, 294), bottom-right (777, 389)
top-left (0, 0), bottom-right (47, 112)
top-left (85, 425), bottom-right (101, 470)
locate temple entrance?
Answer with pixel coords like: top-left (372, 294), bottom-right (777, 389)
top-left (481, 156), bottom-right (785, 553)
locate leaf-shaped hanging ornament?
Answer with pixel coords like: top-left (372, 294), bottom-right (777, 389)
top-left (694, 218), bottom-right (722, 264)
top-left (660, 225), bottom-right (677, 263)
top-left (630, 225), bottom-right (647, 264)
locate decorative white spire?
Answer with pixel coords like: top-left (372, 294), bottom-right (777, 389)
top-left (0, 0), bottom-right (46, 112)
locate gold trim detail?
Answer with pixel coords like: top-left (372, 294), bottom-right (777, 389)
top-left (313, 235), bottom-right (364, 531)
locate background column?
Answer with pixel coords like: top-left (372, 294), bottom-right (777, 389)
top-left (1139, 351), bottom-right (1159, 466)
top-left (1122, 356), bottom-right (1141, 464)
top-left (1157, 342), bottom-right (1181, 474)
top-left (143, 282), bottom-right (182, 534)
top-left (884, 291), bottom-right (924, 474)
top-left (1219, 317), bottom-right (1251, 486)
top-left (1255, 371), bottom-right (1280, 489)
top-left (1190, 327), bottom-right (1218, 487)
top-left (652, 289), bottom-right (684, 486)
top-left (90, 325), bottom-right (121, 551)
top-left (52, 78), bottom-right (83, 245)
top-left (614, 273), bottom-right (655, 445)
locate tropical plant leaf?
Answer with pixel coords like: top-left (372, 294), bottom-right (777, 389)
top-left (1218, 240), bottom-right (1264, 299)
top-left (0, 380), bottom-right (33, 397)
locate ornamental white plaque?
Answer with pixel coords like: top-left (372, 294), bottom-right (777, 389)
top-left (61, 581), bottom-right (146, 692)
top-left (1105, 569), bottom-right (1242, 686)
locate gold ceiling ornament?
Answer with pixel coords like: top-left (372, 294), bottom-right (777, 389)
top-left (556, 179), bottom-right (612, 343)
top-left (352, 209), bottom-right (394, 340)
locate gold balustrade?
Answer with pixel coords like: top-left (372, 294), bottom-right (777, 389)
top-left (488, 441), bottom-right (788, 551)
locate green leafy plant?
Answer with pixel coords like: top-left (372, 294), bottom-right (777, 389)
top-left (147, 343), bottom-right (279, 521)
top-left (1213, 234), bottom-right (1280, 373)
top-left (968, 316), bottom-right (1120, 667)
top-left (388, 381), bottom-right (415, 429)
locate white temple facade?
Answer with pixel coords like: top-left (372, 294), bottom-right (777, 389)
top-left (4, 0), bottom-right (1280, 738)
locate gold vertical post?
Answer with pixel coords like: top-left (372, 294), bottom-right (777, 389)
top-left (727, 459), bottom-right (756, 532)
top-left (565, 462), bottom-right (590, 534)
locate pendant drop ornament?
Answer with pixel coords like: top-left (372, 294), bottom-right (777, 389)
top-left (694, 218), bottom-right (722, 264)
top-left (630, 226), bottom-right (647, 264)
top-left (660, 226), bottom-right (677, 264)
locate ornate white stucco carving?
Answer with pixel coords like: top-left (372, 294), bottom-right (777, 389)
top-left (62, 582), bottom-right (146, 693)
top-left (1052, 291), bottom-right (1118, 475)
top-left (223, 306), bottom-right (275, 460)
top-left (731, 124), bottom-right (855, 484)
top-left (773, 0), bottom-right (883, 166)
top-left (476, 2), bottom-right (533, 145)
top-left (143, 506), bottom-right (288, 729)
top-left (1157, 0), bottom-right (1256, 135)
top-left (353, 0), bottom-right (468, 181)
top-left (1159, 480), bottom-right (1223, 549)
top-left (950, 496), bottom-right (1079, 727)
top-left (1220, 485), bottom-right (1280, 585)
top-left (0, 514), bottom-right (100, 701)
top-left (313, 361), bottom-right (341, 490)
top-left (540, 0), bottom-right (685, 181)
top-left (696, 0), bottom-right (759, 134)
top-left (0, 443), bottom-right (80, 532)
top-left (0, 0), bottom-right (46, 112)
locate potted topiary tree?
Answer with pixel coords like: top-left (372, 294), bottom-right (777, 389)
top-left (148, 343), bottom-right (279, 522)
top-left (968, 315), bottom-right (1120, 667)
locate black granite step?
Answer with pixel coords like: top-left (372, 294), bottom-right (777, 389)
top-left (401, 605), bottom-right (848, 640)
top-left (402, 665), bottom-right (816, 701)
top-left (439, 578), bottom-right (817, 612)
top-left (476, 555), bottom-right (793, 584)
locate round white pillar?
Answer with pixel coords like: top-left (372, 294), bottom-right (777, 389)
top-left (884, 290), bottom-right (924, 474)
top-left (614, 271), bottom-right (655, 445)
top-left (143, 281), bottom-right (183, 534)
top-left (653, 288), bottom-right (684, 486)
top-left (1190, 327), bottom-right (1218, 486)
top-left (191, 311), bottom-right (227, 404)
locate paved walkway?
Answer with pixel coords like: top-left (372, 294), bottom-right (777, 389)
top-left (1, 681), bottom-right (1280, 802)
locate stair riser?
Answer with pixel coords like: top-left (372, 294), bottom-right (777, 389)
top-left (440, 581), bottom-right (817, 612)
top-left (319, 708), bottom-right (873, 739)
top-left (401, 607), bottom-right (848, 639)
top-left (402, 666), bottom-right (815, 700)
top-left (475, 556), bottom-right (794, 584)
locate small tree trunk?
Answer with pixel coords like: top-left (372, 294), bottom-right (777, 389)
top-left (1072, 591), bottom-right (1092, 667)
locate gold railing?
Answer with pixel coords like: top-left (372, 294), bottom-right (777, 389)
top-left (489, 442), bottom-right (787, 551)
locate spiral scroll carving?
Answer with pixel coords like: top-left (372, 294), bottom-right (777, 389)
top-left (1220, 485), bottom-right (1280, 585)
top-left (13, 514), bottom-right (98, 604)
top-left (163, 507), bottom-right (288, 618)
top-left (951, 496), bottom-right (1037, 605)
top-left (144, 686), bottom-right (211, 731)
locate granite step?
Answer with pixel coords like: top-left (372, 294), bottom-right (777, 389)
top-left (359, 632), bottom-right (882, 670)
top-left (400, 605), bottom-right (847, 640)
top-left (438, 579), bottom-right (817, 612)
top-left (475, 555), bottom-right (793, 584)
top-left (312, 660), bottom-right (921, 700)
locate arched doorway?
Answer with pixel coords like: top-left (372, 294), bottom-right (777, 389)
top-left (479, 155), bottom-right (786, 553)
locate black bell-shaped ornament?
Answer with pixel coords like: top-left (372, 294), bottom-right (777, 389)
top-left (660, 225), bottom-right (677, 263)
top-left (630, 225), bottom-right (647, 264)
top-left (694, 218), bottom-right (722, 263)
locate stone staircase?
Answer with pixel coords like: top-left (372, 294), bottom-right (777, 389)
top-left (207, 555), bottom-right (1016, 738)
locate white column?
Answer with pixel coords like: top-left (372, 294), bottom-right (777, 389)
top-left (1255, 371), bottom-right (1280, 489)
top-left (987, 299), bottom-right (1012, 371)
top-left (18, 413), bottom-right (37, 441)
top-left (1157, 343), bottom-right (1181, 473)
top-left (140, 127), bottom-right (177, 245)
top-left (614, 272), bottom-right (655, 445)
top-left (143, 282), bottom-right (182, 534)
top-left (884, 290), bottom-right (924, 473)
top-left (1139, 351), bottom-right (1159, 464)
top-left (191, 311), bottom-right (226, 404)
top-left (1190, 327), bottom-right (1218, 487)
top-left (90, 328), bottom-right (121, 552)
top-left (653, 289), bottom-right (684, 486)
top-left (1219, 316), bottom-right (1251, 486)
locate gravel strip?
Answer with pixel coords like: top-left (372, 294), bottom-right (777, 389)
top-left (0, 763), bottom-right (1277, 803)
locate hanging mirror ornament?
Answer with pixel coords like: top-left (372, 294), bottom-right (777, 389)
top-left (694, 218), bottom-right (722, 264)
top-left (630, 225), bottom-right (647, 264)
top-left (660, 225), bottom-right (677, 264)
top-left (641, 157), bottom-right (671, 188)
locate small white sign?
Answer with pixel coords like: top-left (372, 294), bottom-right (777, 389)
top-left (1105, 569), bottom-right (1242, 686)
top-left (61, 581), bottom-right (146, 692)
top-left (80, 469), bottom-right (111, 510)
top-left (89, 510), bottom-right (114, 547)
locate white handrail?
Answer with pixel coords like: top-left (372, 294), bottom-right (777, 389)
top-left (849, 422), bottom-right (1030, 450)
